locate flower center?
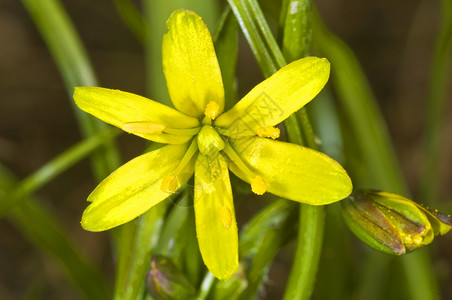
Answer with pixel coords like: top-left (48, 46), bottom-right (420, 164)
top-left (197, 125), bottom-right (225, 158)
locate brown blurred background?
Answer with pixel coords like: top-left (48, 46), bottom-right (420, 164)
top-left (0, 0), bottom-right (451, 299)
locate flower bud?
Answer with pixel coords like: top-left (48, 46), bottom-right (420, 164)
top-left (146, 255), bottom-right (196, 300)
top-left (341, 190), bottom-right (438, 255)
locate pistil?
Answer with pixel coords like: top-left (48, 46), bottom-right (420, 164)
top-left (256, 126), bottom-right (280, 139)
top-left (160, 138), bottom-right (199, 193)
top-left (222, 142), bottom-right (268, 195)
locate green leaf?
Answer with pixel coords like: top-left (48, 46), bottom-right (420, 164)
top-left (155, 191), bottom-right (192, 266)
top-left (280, 0), bottom-right (312, 60)
top-left (420, 0), bottom-right (452, 205)
top-left (238, 200), bottom-right (297, 300)
top-left (213, 7), bottom-right (239, 111)
top-left (282, 204), bottom-right (325, 300)
top-left (0, 129), bottom-right (118, 217)
top-left (114, 0), bottom-right (147, 43)
top-left (227, 0), bottom-right (286, 77)
top-left (114, 202), bottom-right (168, 300)
top-left (21, 0), bottom-right (120, 180)
top-left (0, 165), bottom-right (110, 299)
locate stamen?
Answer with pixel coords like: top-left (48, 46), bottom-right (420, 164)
top-left (204, 101), bottom-right (220, 120)
top-left (219, 206), bottom-right (232, 229)
top-left (161, 175), bottom-right (179, 193)
top-left (223, 142), bottom-right (268, 195)
top-left (122, 122), bottom-right (165, 134)
top-left (173, 138), bottom-right (198, 175)
top-left (251, 176), bottom-right (267, 195)
top-left (160, 139), bottom-right (198, 193)
top-left (256, 126), bottom-right (280, 139)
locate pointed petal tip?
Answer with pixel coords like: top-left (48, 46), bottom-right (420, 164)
top-left (166, 9), bottom-right (199, 26)
top-left (80, 214), bottom-right (104, 232)
top-left (81, 209), bottom-right (130, 232)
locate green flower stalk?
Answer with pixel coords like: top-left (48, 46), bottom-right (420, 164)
top-left (73, 9), bottom-right (352, 279)
top-left (341, 189), bottom-right (452, 255)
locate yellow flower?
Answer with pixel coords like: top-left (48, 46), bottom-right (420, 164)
top-left (73, 9), bottom-right (352, 280)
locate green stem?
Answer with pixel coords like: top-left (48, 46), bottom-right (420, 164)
top-left (0, 129), bottom-right (118, 217)
top-left (21, 0), bottom-right (120, 180)
top-left (283, 205), bottom-right (325, 300)
top-left (227, 0), bottom-right (282, 76)
top-left (279, 1), bottom-right (325, 299)
top-left (420, 0), bottom-right (452, 205)
top-left (280, 0), bottom-right (312, 61)
top-left (114, 0), bottom-right (148, 43)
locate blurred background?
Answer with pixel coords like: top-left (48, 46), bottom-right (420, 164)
top-left (0, 0), bottom-right (451, 299)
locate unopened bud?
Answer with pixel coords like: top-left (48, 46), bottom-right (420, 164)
top-left (341, 190), bottom-right (436, 255)
top-left (146, 255), bottom-right (196, 300)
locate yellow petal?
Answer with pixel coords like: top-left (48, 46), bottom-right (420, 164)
top-left (81, 144), bottom-right (194, 231)
top-left (215, 57), bottom-right (330, 138)
top-left (162, 10), bottom-right (224, 118)
top-left (74, 87), bottom-right (199, 144)
top-left (194, 153), bottom-right (238, 280)
top-left (229, 137), bottom-right (352, 205)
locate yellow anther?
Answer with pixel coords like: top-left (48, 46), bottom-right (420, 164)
top-left (122, 122), bottom-right (165, 134)
top-left (256, 126), bottom-right (280, 139)
top-left (219, 206), bottom-right (232, 229)
top-left (204, 101), bottom-right (220, 120)
top-left (251, 175), bottom-right (267, 195)
top-left (160, 175), bottom-right (179, 193)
